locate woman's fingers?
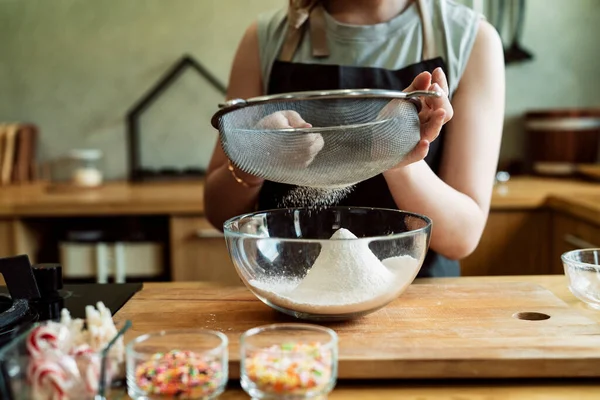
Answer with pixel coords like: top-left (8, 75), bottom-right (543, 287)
top-left (302, 133), bottom-right (325, 166)
top-left (432, 67), bottom-right (449, 96)
top-left (281, 110), bottom-right (312, 128)
top-left (425, 68), bottom-right (453, 123)
top-left (421, 108), bottom-right (446, 142)
top-left (255, 110), bottom-right (312, 129)
top-left (403, 71), bottom-right (432, 92)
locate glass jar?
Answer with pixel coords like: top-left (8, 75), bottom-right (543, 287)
top-left (68, 149), bottom-right (104, 187)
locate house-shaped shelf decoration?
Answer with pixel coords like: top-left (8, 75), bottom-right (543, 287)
top-left (126, 54), bottom-right (227, 182)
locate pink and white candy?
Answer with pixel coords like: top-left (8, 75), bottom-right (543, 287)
top-left (28, 359), bottom-right (67, 400)
top-left (27, 326), bottom-right (59, 358)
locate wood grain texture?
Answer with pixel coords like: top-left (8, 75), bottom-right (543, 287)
top-left (0, 219), bottom-right (15, 258)
top-left (113, 278), bottom-right (600, 381)
top-left (548, 194), bottom-right (600, 226)
top-left (461, 211), bottom-right (552, 276)
top-left (0, 180), bottom-right (206, 217)
top-left (216, 381), bottom-right (600, 399)
top-left (170, 216), bottom-right (243, 285)
top-left (525, 110), bottom-right (600, 166)
top-left (490, 177), bottom-right (600, 209)
top-left (551, 212), bottom-right (600, 274)
top-left (0, 219), bottom-right (14, 286)
top-left (1, 124), bottom-right (17, 185)
top-left (577, 163), bottom-right (600, 181)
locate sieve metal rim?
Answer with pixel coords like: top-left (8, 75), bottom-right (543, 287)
top-left (210, 88), bottom-right (440, 129)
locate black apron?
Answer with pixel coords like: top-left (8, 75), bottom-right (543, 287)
top-left (256, 1), bottom-right (460, 278)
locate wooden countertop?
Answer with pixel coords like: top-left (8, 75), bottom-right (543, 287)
top-left (0, 180), bottom-right (205, 217)
top-left (1, 176), bottom-right (600, 220)
top-left (490, 176), bottom-right (600, 209)
top-left (114, 275), bottom-right (600, 399)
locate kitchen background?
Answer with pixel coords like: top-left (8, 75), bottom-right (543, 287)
top-left (1, 0), bottom-right (599, 179)
top-left (1, 0), bottom-right (600, 285)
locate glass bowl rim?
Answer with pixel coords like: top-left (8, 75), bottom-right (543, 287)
top-left (223, 206), bottom-right (432, 242)
top-left (561, 248), bottom-right (600, 270)
top-left (240, 323), bottom-right (338, 354)
top-left (126, 328), bottom-right (229, 358)
top-left (0, 319), bottom-right (131, 360)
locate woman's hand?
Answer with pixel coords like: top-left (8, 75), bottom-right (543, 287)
top-left (255, 110), bottom-right (324, 168)
top-left (384, 67), bottom-right (454, 170)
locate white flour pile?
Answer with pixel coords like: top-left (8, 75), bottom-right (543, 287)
top-left (249, 228), bottom-right (422, 314)
top-left (278, 185), bottom-right (355, 208)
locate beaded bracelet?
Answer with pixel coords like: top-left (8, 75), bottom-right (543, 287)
top-left (228, 159), bottom-right (251, 188)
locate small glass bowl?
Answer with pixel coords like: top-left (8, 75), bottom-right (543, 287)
top-left (562, 248), bottom-right (600, 309)
top-left (240, 323), bottom-right (338, 399)
top-left (126, 329), bottom-right (228, 399)
top-left (0, 320), bottom-right (130, 400)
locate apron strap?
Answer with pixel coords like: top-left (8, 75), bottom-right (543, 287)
top-left (280, 0), bottom-right (323, 62)
top-left (308, 4), bottom-right (330, 58)
top-left (281, 0), bottom-right (435, 61)
top-left (416, 0), bottom-right (437, 60)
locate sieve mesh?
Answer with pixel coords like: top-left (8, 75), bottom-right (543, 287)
top-left (215, 95), bottom-right (423, 188)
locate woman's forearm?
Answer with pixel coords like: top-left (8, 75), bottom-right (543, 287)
top-left (383, 160), bottom-right (487, 260)
top-left (204, 164), bottom-right (264, 230)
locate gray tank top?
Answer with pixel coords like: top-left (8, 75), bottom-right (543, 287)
top-left (256, 0), bottom-right (481, 97)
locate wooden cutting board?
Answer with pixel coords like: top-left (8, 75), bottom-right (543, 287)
top-left (114, 282), bottom-right (600, 380)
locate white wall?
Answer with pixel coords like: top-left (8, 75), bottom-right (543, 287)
top-left (0, 0), bottom-right (283, 179)
top-left (1, 0), bottom-right (599, 179)
top-left (494, 0), bottom-right (600, 161)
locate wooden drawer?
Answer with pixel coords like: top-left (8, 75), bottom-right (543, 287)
top-left (551, 212), bottom-right (600, 274)
top-left (460, 211), bottom-right (552, 276)
top-left (169, 216), bottom-right (242, 285)
top-left (0, 219), bottom-right (13, 285)
top-left (0, 220), bottom-right (14, 258)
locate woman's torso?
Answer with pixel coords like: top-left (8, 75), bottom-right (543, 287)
top-left (254, 0), bottom-right (480, 277)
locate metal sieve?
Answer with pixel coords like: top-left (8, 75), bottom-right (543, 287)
top-left (211, 89), bottom-right (440, 188)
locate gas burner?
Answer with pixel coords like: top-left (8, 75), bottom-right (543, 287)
top-left (0, 255), bottom-right (142, 348)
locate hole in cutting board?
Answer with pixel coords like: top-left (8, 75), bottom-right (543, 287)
top-left (512, 312), bottom-right (551, 321)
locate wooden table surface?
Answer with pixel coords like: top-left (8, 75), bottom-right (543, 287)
top-left (1, 176), bottom-right (600, 219)
top-left (114, 275), bottom-right (600, 399)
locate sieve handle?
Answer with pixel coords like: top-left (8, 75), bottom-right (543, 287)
top-left (403, 90), bottom-right (442, 99)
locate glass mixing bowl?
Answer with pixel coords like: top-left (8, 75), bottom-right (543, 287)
top-left (223, 207), bottom-right (431, 321)
top-left (562, 248), bottom-right (600, 309)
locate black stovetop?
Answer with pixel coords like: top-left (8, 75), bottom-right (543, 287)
top-left (0, 255), bottom-right (143, 349)
top-left (0, 256), bottom-right (143, 400)
top-left (0, 282), bottom-right (142, 320)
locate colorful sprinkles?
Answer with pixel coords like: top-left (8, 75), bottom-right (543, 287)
top-left (244, 342), bottom-right (333, 395)
top-left (135, 350), bottom-right (223, 398)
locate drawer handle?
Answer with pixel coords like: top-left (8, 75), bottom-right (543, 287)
top-left (564, 234), bottom-right (599, 249)
top-left (196, 229), bottom-right (224, 238)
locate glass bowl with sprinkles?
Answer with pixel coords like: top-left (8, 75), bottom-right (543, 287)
top-left (126, 329), bottom-right (228, 399)
top-left (240, 323), bottom-right (338, 399)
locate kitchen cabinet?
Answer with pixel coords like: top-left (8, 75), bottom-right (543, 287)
top-left (169, 216), bottom-right (243, 285)
top-left (460, 211), bottom-right (552, 276)
top-left (551, 212), bottom-right (600, 274)
top-left (0, 219), bottom-right (14, 257)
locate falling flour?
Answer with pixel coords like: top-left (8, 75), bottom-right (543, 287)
top-left (278, 185), bottom-right (355, 209)
top-left (248, 228), bottom-right (422, 315)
